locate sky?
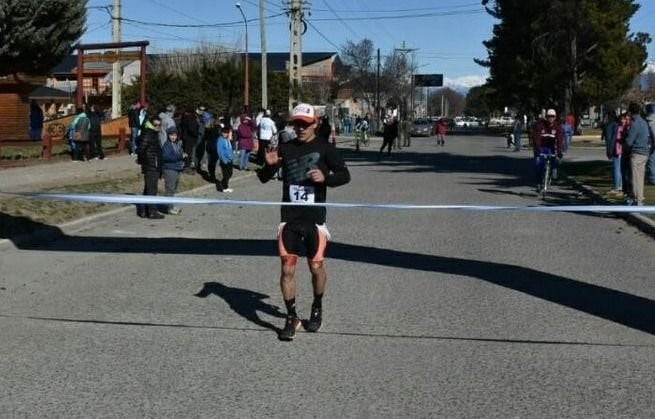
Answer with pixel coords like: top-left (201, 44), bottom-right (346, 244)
top-left (83, 0), bottom-right (655, 91)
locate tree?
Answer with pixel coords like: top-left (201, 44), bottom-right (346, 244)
top-left (464, 84), bottom-right (498, 117)
top-left (122, 47), bottom-right (290, 116)
top-left (0, 0), bottom-right (86, 77)
top-left (427, 88), bottom-right (466, 117)
top-left (478, 0), bottom-right (650, 116)
top-left (339, 39), bottom-right (376, 106)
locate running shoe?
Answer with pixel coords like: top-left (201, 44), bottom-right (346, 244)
top-left (305, 305), bottom-right (322, 332)
top-left (278, 316), bottom-right (302, 341)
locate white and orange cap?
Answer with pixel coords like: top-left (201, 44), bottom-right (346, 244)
top-left (546, 109), bottom-right (557, 116)
top-left (289, 103), bottom-right (316, 124)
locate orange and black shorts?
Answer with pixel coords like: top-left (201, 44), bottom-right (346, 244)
top-left (277, 222), bottom-right (330, 262)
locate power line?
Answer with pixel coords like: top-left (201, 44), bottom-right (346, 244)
top-left (309, 9), bottom-right (485, 22)
top-left (310, 3), bottom-right (481, 13)
top-left (112, 13), bottom-right (286, 29)
top-left (304, 19), bottom-right (341, 51)
top-left (320, 0), bottom-right (359, 39)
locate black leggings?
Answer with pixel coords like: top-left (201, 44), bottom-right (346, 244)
top-left (380, 137), bottom-right (394, 154)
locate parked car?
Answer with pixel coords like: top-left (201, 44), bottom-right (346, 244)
top-left (454, 116), bottom-right (481, 128)
top-left (410, 118), bottom-right (433, 136)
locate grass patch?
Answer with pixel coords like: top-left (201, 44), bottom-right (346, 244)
top-left (562, 160), bottom-right (655, 217)
top-left (0, 170), bottom-right (211, 239)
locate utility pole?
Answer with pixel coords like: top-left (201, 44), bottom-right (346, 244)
top-left (376, 48), bottom-right (380, 129)
top-left (287, 0), bottom-right (305, 113)
top-left (111, 0), bottom-right (122, 118)
top-left (394, 41), bottom-right (418, 148)
top-left (259, 0), bottom-right (267, 110)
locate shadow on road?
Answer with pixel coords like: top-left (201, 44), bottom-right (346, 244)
top-left (0, 212), bottom-right (64, 244)
top-left (195, 281), bottom-right (285, 332)
top-left (15, 235), bottom-right (655, 336)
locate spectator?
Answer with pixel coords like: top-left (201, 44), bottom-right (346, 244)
top-left (645, 103), bottom-right (655, 184)
top-left (127, 100), bottom-right (141, 155)
top-left (624, 102), bottom-right (650, 206)
top-left (216, 125), bottom-right (235, 193)
top-left (257, 109), bottom-right (278, 164)
top-left (194, 105), bottom-right (209, 172)
top-left (137, 115), bottom-right (165, 219)
top-left (88, 104), bottom-right (105, 160)
top-left (602, 110), bottom-right (621, 195)
top-left (236, 113), bottom-right (257, 171)
top-left (158, 104), bottom-right (176, 147)
top-left (204, 117), bottom-right (220, 181)
top-left (70, 106), bottom-right (91, 161)
top-left (317, 115), bottom-right (332, 144)
top-left (180, 108), bottom-right (200, 173)
top-left (29, 100), bottom-right (44, 141)
top-left (161, 126), bottom-right (185, 215)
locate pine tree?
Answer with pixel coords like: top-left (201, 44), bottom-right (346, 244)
top-left (478, 0), bottom-right (651, 114)
top-left (0, 0), bottom-right (86, 76)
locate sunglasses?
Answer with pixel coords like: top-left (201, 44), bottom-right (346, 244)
top-left (291, 120), bottom-right (312, 129)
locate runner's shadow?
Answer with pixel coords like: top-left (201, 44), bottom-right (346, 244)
top-left (16, 236), bottom-right (655, 336)
top-left (0, 212), bottom-right (63, 244)
top-left (195, 281), bottom-right (285, 332)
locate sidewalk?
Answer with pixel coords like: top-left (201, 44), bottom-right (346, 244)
top-left (0, 154), bottom-right (140, 194)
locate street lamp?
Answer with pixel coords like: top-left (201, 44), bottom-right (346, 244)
top-left (236, 2), bottom-right (249, 109)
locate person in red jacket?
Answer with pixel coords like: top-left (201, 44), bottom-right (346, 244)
top-left (435, 118), bottom-right (448, 146)
top-left (532, 108), bottom-right (564, 187)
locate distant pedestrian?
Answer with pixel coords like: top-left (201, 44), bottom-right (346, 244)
top-left (257, 109), bottom-right (278, 164)
top-left (70, 106), bottom-right (91, 161)
top-left (379, 116), bottom-right (397, 157)
top-left (88, 104), bottom-right (105, 160)
top-left (436, 118), bottom-right (448, 147)
top-left (161, 126), bottom-right (185, 215)
top-left (624, 102), bottom-right (650, 206)
top-left (236, 113), bottom-right (257, 170)
top-left (216, 125), bottom-right (234, 193)
top-left (29, 100), bottom-right (44, 141)
top-left (512, 116), bottom-right (524, 151)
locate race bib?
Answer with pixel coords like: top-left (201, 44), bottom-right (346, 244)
top-left (289, 185), bottom-right (315, 203)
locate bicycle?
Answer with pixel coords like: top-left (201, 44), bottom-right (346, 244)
top-left (354, 126), bottom-right (369, 151)
top-left (537, 152), bottom-right (557, 199)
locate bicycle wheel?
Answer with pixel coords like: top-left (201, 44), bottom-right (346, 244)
top-left (542, 159), bottom-right (551, 199)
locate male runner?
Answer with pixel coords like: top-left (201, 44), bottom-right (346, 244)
top-left (257, 103), bottom-right (351, 341)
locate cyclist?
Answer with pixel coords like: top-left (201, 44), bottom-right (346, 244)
top-left (532, 109), bottom-right (564, 191)
top-left (354, 116), bottom-right (369, 150)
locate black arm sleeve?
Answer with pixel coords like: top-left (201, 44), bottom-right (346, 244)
top-left (257, 163), bottom-right (279, 183)
top-left (324, 145), bottom-right (350, 187)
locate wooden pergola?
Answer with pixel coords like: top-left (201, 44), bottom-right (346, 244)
top-left (74, 41), bottom-right (149, 108)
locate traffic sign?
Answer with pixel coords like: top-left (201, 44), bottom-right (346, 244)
top-left (414, 74), bottom-right (443, 87)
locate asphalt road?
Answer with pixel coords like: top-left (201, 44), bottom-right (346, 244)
top-left (1, 134), bottom-right (654, 418)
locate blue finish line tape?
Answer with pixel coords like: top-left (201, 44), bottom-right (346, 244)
top-left (6, 191), bottom-right (655, 213)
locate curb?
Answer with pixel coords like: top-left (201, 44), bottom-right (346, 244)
top-left (0, 172), bottom-right (255, 251)
top-left (567, 177), bottom-right (655, 238)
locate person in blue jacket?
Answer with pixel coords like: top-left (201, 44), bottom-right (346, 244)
top-left (216, 125), bottom-right (234, 193)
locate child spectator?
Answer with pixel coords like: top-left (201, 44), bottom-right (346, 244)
top-left (217, 125), bottom-right (234, 193)
top-left (161, 126), bottom-right (185, 214)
